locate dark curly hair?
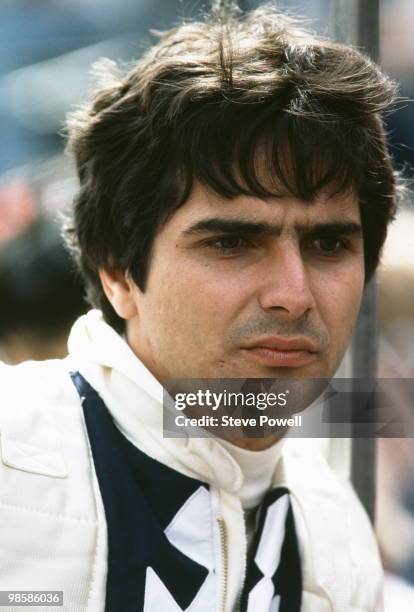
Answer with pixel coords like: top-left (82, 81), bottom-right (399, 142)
top-left (65, 4), bottom-right (400, 333)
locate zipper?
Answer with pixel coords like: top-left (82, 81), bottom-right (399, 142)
top-left (217, 516), bottom-right (229, 612)
top-left (233, 502), bottom-right (248, 612)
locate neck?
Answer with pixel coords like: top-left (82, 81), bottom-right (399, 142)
top-left (219, 430), bottom-right (287, 451)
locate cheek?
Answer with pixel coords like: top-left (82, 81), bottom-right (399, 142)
top-left (148, 262), bottom-right (249, 348)
top-left (157, 258), bottom-right (239, 312)
top-left (145, 267), bottom-right (210, 350)
top-left (317, 266), bottom-right (364, 339)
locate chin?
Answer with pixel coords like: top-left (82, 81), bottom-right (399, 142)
top-left (239, 361), bottom-right (327, 379)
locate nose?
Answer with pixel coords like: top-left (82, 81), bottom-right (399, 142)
top-left (258, 243), bottom-right (316, 320)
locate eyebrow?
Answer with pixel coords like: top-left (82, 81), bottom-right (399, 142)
top-left (182, 217), bottom-right (363, 239)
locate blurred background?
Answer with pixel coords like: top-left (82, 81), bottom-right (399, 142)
top-left (0, 1), bottom-right (413, 608)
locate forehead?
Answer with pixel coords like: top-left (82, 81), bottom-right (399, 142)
top-left (165, 181), bottom-right (360, 234)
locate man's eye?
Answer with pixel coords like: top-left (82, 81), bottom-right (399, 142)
top-left (208, 236), bottom-right (251, 252)
top-left (313, 237), bottom-right (346, 254)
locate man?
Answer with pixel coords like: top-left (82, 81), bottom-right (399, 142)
top-left (0, 4), bottom-right (399, 611)
top-left (0, 215), bottom-right (87, 364)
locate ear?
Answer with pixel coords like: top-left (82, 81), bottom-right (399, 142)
top-left (99, 267), bottom-right (138, 320)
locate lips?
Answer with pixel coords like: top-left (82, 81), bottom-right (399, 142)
top-left (244, 336), bottom-right (318, 352)
top-left (242, 336), bottom-right (319, 367)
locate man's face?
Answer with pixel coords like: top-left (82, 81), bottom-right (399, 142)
top-left (121, 182), bottom-right (365, 382)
